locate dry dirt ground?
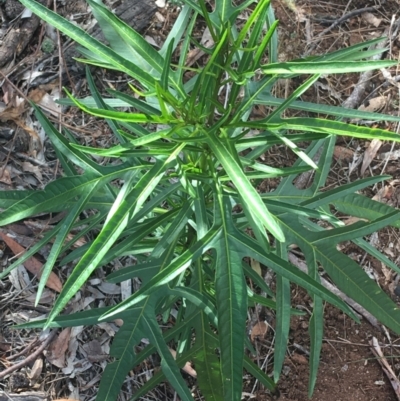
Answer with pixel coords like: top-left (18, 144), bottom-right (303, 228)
top-left (2, 0), bottom-right (400, 400)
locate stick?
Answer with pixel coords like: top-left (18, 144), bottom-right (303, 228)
top-left (305, 6), bottom-right (381, 56)
top-left (0, 331), bottom-right (57, 380)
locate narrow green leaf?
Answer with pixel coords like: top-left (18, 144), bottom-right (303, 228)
top-left (309, 210), bottom-right (400, 244)
top-left (204, 129), bottom-right (285, 241)
top-left (65, 89), bottom-right (177, 123)
top-left (97, 299), bottom-right (152, 401)
top-left (0, 173), bottom-right (103, 226)
top-left (253, 93), bottom-right (400, 122)
top-left (36, 184), bottom-right (100, 305)
top-left (169, 287), bottom-right (218, 327)
top-left (273, 274), bottom-right (291, 382)
top-left (239, 118), bottom-right (400, 142)
top-left (152, 201), bottom-right (194, 258)
top-left (193, 322), bottom-right (224, 401)
top-left (215, 195), bottom-right (248, 401)
top-left (261, 60), bottom-right (396, 74)
top-left (309, 297), bottom-right (323, 396)
top-left (244, 355), bottom-right (276, 392)
top-left (300, 176), bottom-right (389, 209)
top-left (106, 89), bottom-right (162, 115)
top-left (144, 315), bottom-right (195, 401)
top-left (333, 193), bottom-right (400, 229)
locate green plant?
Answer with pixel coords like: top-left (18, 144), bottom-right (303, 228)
top-left (3, 0), bottom-right (400, 399)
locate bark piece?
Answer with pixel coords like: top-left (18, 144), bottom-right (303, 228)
top-left (0, 392), bottom-right (48, 401)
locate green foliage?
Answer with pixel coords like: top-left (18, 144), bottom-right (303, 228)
top-left (4, 0), bottom-right (400, 399)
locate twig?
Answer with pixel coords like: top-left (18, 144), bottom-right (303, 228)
top-left (0, 331), bottom-right (57, 379)
top-left (305, 6), bottom-right (381, 56)
top-left (342, 30), bottom-right (389, 110)
top-left (370, 336), bottom-right (400, 400)
top-left (343, 17), bottom-right (400, 109)
top-left (6, 337), bottom-right (39, 361)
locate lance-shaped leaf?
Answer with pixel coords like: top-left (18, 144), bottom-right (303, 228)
top-left (204, 129), bottom-right (285, 241)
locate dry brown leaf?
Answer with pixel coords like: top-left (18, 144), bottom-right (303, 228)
top-left (0, 232), bottom-right (62, 292)
top-left (381, 262), bottom-right (392, 285)
top-left (342, 216), bottom-right (367, 225)
top-left (0, 168), bottom-right (12, 185)
top-left (372, 185), bottom-right (392, 202)
top-left (62, 326), bottom-right (84, 375)
top-left (46, 328), bottom-right (71, 368)
top-left (28, 88), bottom-right (47, 104)
top-left (169, 348), bottom-right (197, 378)
top-left (185, 27), bottom-right (214, 67)
top-left (0, 102), bottom-right (26, 122)
top-left (358, 96), bottom-right (386, 113)
top-left (250, 321), bottom-right (268, 342)
top-left (333, 146), bottom-right (354, 163)
top-left (22, 161), bottom-right (43, 181)
top-left (29, 358), bottom-right (43, 381)
top-left (36, 92), bottom-right (61, 118)
top-left (291, 353), bottom-right (308, 365)
top-left (362, 12), bottom-right (382, 27)
top-left (82, 339), bottom-right (108, 363)
top-left (361, 138), bottom-right (382, 176)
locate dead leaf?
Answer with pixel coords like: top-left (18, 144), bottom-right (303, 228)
top-left (361, 139), bottom-right (382, 176)
top-left (250, 321), bottom-right (268, 342)
top-left (62, 326), bottom-right (84, 375)
top-left (28, 358), bottom-right (43, 381)
top-left (169, 348), bottom-right (197, 378)
top-left (144, 35), bottom-right (159, 48)
top-left (381, 262), bottom-right (392, 285)
top-left (362, 12), bottom-right (382, 27)
top-left (342, 216), bottom-right (367, 225)
top-left (250, 258), bottom-right (262, 277)
top-left (0, 102), bottom-right (26, 122)
top-left (372, 185), bottom-right (392, 202)
top-left (28, 88), bottom-right (47, 104)
top-left (22, 162), bottom-right (43, 181)
top-left (36, 92), bottom-right (61, 118)
top-left (82, 340), bottom-right (108, 363)
top-left (290, 353), bottom-right (308, 365)
top-left (0, 168), bottom-right (12, 185)
top-left (333, 146), bottom-right (354, 163)
top-left (99, 282), bottom-right (120, 295)
top-left (46, 328), bottom-right (71, 368)
top-left (0, 232), bottom-right (62, 292)
top-left (185, 27), bottom-right (214, 67)
top-left (358, 96), bottom-right (386, 113)
top-left (378, 149), bottom-right (400, 161)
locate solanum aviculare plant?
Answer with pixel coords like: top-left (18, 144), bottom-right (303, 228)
top-left (2, 0), bottom-right (400, 399)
